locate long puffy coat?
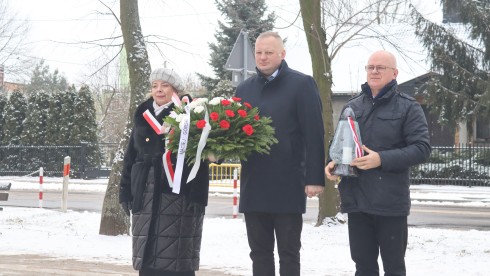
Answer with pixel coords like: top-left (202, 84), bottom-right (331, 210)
top-left (119, 98), bottom-right (209, 273)
top-left (338, 80), bottom-right (431, 216)
top-left (235, 60), bottom-right (325, 214)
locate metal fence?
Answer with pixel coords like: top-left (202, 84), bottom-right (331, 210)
top-left (1, 143), bottom-right (489, 186)
top-left (410, 143), bottom-right (490, 186)
top-left (209, 163), bottom-right (241, 186)
top-left (0, 143), bottom-right (118, 178)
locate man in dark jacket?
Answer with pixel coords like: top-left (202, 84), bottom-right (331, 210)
top-left (235, 31), bottom-right (325, 276)
top-left (325, 50), bottom-right (431, 276)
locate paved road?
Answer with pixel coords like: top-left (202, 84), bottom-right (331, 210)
top-left (5, 190), bottom-right (490, 230)
top-left (208, 196), bottom-right (490, 230)
top-left (4, 190), bottom-right (105, 212)
top-left (409, 204), bottom-right (490, 230)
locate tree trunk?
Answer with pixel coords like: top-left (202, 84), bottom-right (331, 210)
top-left (299, 0), bottom-right (340, 226)
top-left (99, 0), bottom-right (151, 236)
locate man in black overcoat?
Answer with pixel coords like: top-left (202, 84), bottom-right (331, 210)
top-left (235, 31), bottom-right (326, 276)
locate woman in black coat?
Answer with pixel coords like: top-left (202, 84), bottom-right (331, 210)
top-left (119, 68), bottom-right (210, 276)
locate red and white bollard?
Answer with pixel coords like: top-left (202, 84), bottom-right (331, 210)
top-left (61, 156), bottom-right (71, 212)
top-left (39, 167), bottom-right (43, 208)
top-left (233, 168), bottom-right (238, 218)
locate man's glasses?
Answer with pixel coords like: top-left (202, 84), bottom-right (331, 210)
top-left (364, 65), bottom-right (396, 73)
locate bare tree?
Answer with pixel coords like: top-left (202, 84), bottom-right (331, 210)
top-left (99, 0), bottom-right (151, 236)
top-left (300, 0), bottom-right (339, 227)
top-left (96, 85), bottom-right (130, 143)
top-left (321, 0), bottom-right (410, 58)
top-left (0, 0), bottom-right (32, 82)
top-left (86, 56), bottom-right (130, 144)
top-left (299, 0), bottom-right (409, 226)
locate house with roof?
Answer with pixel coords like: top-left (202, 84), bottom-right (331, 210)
top-left (329, 3), bottom-right (488, 146)
top-left (332, 73), bottom-right (489, 147)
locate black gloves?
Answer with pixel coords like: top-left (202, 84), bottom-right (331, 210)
top-left (121, 201), bottom-right (133, 216)
top-left (186, 201), bottom-right (205, 215)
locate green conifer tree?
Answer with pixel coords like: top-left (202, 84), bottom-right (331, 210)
top-left (72, 85), bottom-right (101, 172)
top-left (1, 90), bottom-right (27, 171)
top-left (25, 60), bottom-right (69, 96)
top-left (412, 0), bottom-right (490, 137)
top-left (46, 91), bottom-right (63, 146)
top-left (20, 90), bottom-right (51, 170)
top-left (59, 85), bottom-right (77, 146)
top-left (0, 93), bottom-right (7, 143)
top-left (2, 90), bottom-right (26, 145)
top-left (197, 0), bottom-right (276, 94)
top-left (0, 93), bottom-right (7, 167)
top-left (45, 90), bottom-right (64, 172)
top-left (21, 90), bottom-right (50, 145)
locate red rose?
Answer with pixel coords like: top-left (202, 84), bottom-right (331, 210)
top-left (221, 99), bottom-right (231, 106)
top-left (219, 120), bottom-right (230, 130)
top-left (225, 109), bottom-right (235, 117)
top-left (254, 115), bottom-right (260, 121)
top-left (210, 112), bottom-right (219, 121)
top-left (244, 102), bottom-right (252, 109)
top-left (237, 109), bottom-right (247, 118)
top-left (242, 124), bottom-right (254, 136)
top-left (196, 120), bottom-right (206, 129)
top-left (232, 97), bottom-right (242, 102)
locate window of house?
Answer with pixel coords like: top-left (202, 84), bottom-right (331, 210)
top-left (476, 115), bottom-right (490, 141)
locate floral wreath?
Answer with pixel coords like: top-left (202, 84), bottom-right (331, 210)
top-left (163, 96), bottom-right (278, 164)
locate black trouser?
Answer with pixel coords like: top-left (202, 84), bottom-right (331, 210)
top-left (348, 212), bottom-right (408, 276)
top-left (244, 212), bottom-right (303, 276)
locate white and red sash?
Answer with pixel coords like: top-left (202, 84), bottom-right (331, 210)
top-left (143, 110), bottom-right (163, 135)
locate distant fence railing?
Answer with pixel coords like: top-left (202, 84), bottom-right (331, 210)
top-left (0, 143), bottom-right (118, 178)
top-left (410, 143), bottom-right (490, 187)
top-left (209, 163), bottom-right (241, 186)
top-left (1, 143), bottom-right (489, 186)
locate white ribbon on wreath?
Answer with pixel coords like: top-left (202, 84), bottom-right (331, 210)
top-left (162, 94), bottom-right (211, 194)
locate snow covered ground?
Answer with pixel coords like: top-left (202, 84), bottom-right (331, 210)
top-left (1, 176), bottom-right (490, 275)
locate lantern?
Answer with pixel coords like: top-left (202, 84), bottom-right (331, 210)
top-left (329, 106), bottom-right (363, 177)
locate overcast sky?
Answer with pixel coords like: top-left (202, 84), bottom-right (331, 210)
top-left (8, 0), bottom-right (441, 91)
top-left (8, 0), bottom-right (305, 83)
